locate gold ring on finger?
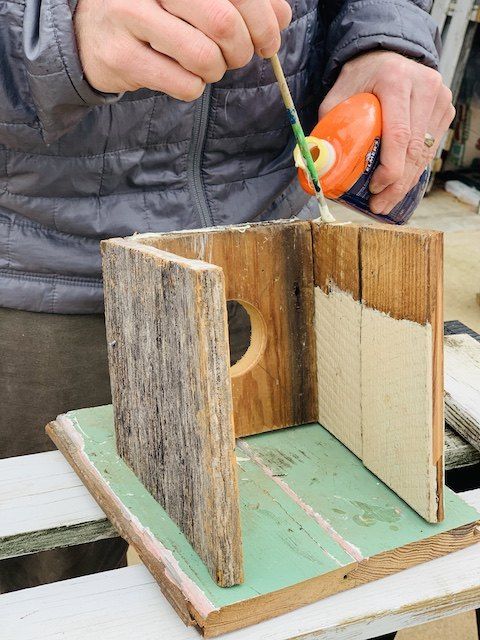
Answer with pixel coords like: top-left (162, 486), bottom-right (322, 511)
top-left (424, 132), bottom-right (435, 148)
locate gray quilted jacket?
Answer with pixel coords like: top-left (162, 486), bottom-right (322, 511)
top-left (0, 0), bottom-right (440, 313)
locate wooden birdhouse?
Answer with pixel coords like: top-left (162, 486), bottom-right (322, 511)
top-left (100, 219), bottom-right (444, 588)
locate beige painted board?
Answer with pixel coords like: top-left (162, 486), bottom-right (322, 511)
top-left (314, 287), bottom-right (362, 457)
top-left (361, 309), bottom-right (437, 520)
top-left (312, 222), bottom-right (444, 522)
top-left (360, 226), bottom-right (444, 523)
top-left (312, 222), bottom-right (362, 458)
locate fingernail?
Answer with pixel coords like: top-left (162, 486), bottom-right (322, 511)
top-left (369, 181), bottom-right (383, 195)
top-left (260, 38), bottom-right (279, 58)
top-left (370, 198), bottom-right (387, 214)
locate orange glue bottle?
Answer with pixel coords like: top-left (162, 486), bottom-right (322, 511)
top-left (294, 93), bottom-right (429, 224)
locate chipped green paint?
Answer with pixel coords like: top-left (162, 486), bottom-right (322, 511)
top-left (246, 423), bottom-right (480, 558)
top-left (350, 502), bottom-right (402, 527)
top-left (67, 406), bottom-right (480, 607)
top-left (67, 406), bottom-right (350, 608)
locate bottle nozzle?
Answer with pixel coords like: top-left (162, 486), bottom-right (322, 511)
top-left (293, 137), bottom-right (335, 180)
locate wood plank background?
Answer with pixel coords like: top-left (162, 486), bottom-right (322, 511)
top-left (0, 451), bottom-right (115, 560)
top-left (3, 528), bottom-right (480, 640)
top-left (134, 220), bottom-right (318, 437)
top-left (445, 333), bottom-right (480, 452)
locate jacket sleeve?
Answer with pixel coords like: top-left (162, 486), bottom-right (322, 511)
top-left (23, 0), bottom-right (122, 144)
top-left (323, 0), bottom-right (442, 86)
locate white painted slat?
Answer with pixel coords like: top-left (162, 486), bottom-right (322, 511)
top-left (1, 491), bottom-right (479, 640)
top-left (431, 0), bottom-right (451, 32)
top-left (445, 334), bottom-right (480, 451)
top-left (445, 426), bottom-right (480, 469)
top-left (462, 489), bottom-right (480, 509)
top-left (439, 0), bottom-right (476, 88)
top-left (0, 451), bottom-right (115, 559)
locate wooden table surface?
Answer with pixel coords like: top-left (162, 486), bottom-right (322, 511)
top-left (0, 450), bottom-right (479, 640)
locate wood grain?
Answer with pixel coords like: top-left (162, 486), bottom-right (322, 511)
top-left (45, 406), bottom-right (479, 637)
top-left (359, 226), bottom-right (443, 323)
top-left (205, 525), bottom-right (480, 638)
top-left (101, 239), bottom-right (242, 587)
top-left (312, 222), bottom-right (361, 300)
top-left (360, 226), bottom-right (444, 522)
top-left (134, 220), bottom-right (317, 437)
top-left (3, 530), bottom-right (480, 640)
top-left (445, 426), bottom-right (480, 470)
top-left (445, 333), bottom-right (480, 451)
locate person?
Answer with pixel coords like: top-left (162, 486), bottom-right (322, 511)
top-left (0, 0), bottom-right (453, 615)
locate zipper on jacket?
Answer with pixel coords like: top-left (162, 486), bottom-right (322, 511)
top-left (187, 84), bottom-right (215, 228)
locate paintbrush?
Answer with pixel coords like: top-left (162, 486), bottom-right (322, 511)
top-left (270, 54), bottom-right (334, 223)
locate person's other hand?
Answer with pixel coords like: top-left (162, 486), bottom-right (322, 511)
top-left (74, 0), bottom-right (292, 101)
top-left (319, 51), bottom-right (455, 215)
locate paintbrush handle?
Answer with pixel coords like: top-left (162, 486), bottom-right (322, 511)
top-left (270, 54), bottom-right (296, 111)
top-left (270, 55), bottom-right (316, 179)
top-left (270, 54), bottom-right (334, 222)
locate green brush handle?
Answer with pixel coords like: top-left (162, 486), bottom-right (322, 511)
top-left (270, 54), bottom-right (333, 222)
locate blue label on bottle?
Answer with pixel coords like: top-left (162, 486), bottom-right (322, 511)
top-left (338, 137), bottom-right (429, 224)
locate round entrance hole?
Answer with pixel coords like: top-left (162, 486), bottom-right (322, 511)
top-left (226, 300), bottom-right (266, 377)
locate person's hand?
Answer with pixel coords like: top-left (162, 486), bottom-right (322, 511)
top-left (74, 0), bottom-right (291, 101)
top-left (319, 51), bottom-right (455, 215)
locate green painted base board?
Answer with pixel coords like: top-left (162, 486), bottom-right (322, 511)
top-left (48, 405), bottom-right (480, 637)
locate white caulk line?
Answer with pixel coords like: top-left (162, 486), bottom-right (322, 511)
top-left (237, 440), bottom-right (364, 562)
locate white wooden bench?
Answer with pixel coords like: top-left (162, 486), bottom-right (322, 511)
top-left (1, 444), bottom-right (479, 640)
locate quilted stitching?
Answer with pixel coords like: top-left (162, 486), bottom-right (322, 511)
top-left (0, 0), bottom-right (440, 312)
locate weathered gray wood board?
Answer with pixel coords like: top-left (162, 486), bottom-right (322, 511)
top-left (312, 222), bottom-right (444, 522)
top-left (445, 426), bottom-right (480, 470)
top-left (102, 240), bottom-right (242, 587)
top-left (132, 220), bottom-right (318, 437)
top-left (445, 333), bottom-right (480, 452)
